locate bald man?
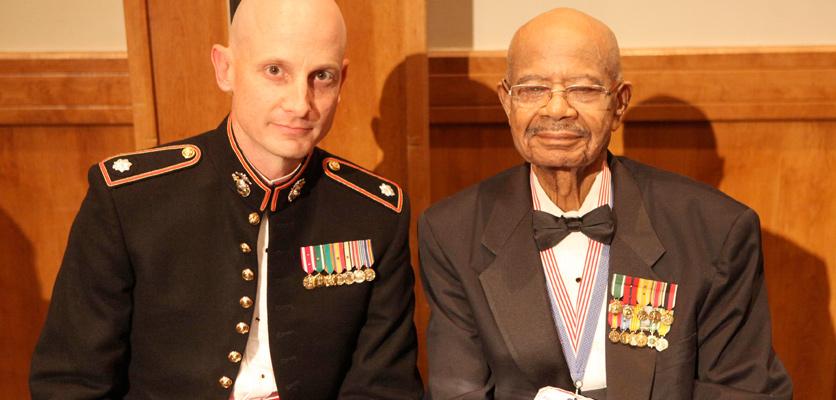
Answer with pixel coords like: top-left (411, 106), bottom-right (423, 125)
top-left (419, 8), bottom-right (791, 400)
top-left (30, 1), bottom-right (423, 398)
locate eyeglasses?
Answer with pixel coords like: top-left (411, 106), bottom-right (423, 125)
top-left (502, 80), bottom-right (617, 108)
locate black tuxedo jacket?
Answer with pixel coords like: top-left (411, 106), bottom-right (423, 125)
top-left (419, 155), bottom-right (791, 399)
top-left (30, 120), bottom-right (423, 399)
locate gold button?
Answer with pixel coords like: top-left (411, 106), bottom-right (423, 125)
top-left (235, 322), bottom-right (250, 334)
top-left (241, 268), bottom-right (254, 281)
top-left (228, 351), bottom-right (242, 363)
top-left (248, 212), bottom-right (260, 225)
top-left (240, 243), bottom-right (251, 253)
top-left (181, 146), bottom-right (196, 159)
top-left (219, 376), bottom-right (233, 389)
top-left (327, 160), bottom-right (341, 171)
top-left (239, 296), bottom-right (253, 308)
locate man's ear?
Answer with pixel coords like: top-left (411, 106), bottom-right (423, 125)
top-left (211, 44), bottom-right (234, 92)
top-left (337, 58), bottom-right (349, 102)
top-left (340, 58), bottom-right (350, 88)
top-left (611, 81), bottom-right (632, 131)
top-left (497, 81), bottom-right (512, 117)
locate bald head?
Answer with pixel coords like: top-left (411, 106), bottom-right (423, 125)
top-left (507, 8), bottom-right (621, 83)
top-left (210, 0), bottom-right (351, 179)
top-left (229, 0), bottom-right (347, 57)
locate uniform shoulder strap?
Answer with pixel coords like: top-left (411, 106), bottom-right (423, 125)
top-left (322, 157), bottom-right (403, 213)
top-left (98, 144), bottom-right (201, 187)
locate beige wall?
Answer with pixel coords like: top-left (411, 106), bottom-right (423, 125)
top-left (0, 0), bottom-right (126, 52)
top-left (429, 0), bottom-right (836, 50)
top-left (5, 1), bottom-right (836, 52)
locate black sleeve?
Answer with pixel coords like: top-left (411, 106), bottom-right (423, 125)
top-left (338, 196), bottom-right (424, 399)
top-left (30, 166), bottom-right (134, 399)
top-left (693, 209), bottom-right (793, 399)
top-left (419, 213), bottom-right (495, 399)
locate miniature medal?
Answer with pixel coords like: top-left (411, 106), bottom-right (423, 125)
top-left (655, 282), bottom-right (678, 352)
top-left (608, 273), bottom-right (626, 343)
top-left (300, 245), bottom-right (317, 290)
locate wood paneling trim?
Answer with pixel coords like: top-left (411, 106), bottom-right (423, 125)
top-left (0, 53), bottom-right (131, 125)
top-left (145, 0), bottom-right (230, 144)
top-left (429, 47), bottom-right (836, 123)
top-left (123, 0), bottom-right (160, 150)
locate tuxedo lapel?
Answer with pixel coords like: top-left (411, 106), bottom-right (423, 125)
top-left (605, 156), bottom-right (666, 400)
top-left (478, 165), bottom-right (572, 389)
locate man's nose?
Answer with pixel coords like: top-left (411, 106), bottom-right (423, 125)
top-left (280, 80), bottom-right (312, 117)
top-left (539, 90), bottom-right (577, 119)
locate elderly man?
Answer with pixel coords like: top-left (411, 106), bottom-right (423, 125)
top-left (30, 1), bottom-right (423, 398)
top-left (419, 8), bottom-right (791, 400)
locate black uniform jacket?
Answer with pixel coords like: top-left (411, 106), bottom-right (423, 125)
top-left (30, 119), bottom-right (423, 399)
top-left (419, 155), bottom-right (792, 399)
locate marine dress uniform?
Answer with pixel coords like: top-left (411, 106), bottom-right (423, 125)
top-left (30, 119), bottom-right (423, 399)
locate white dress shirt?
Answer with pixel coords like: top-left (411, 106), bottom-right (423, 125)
top-left (531, 169), bottom-right (610, 391)
top-left (233, 165), bottom-right (300, 400)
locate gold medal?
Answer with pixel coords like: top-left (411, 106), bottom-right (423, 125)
top-left (303, 275), bottom-right (316, 290)
top-left (661, 310), bottom-right (674, 326)
top-left (636, 331), bottom-right (648, 347)
top-left (336, 273), bottom-right (346, 286)
top-left (622, 305), bottom-right (634, 319)
top-left (343, 272), bottom-right (354, 285)
top-left (629, 333), bottom-right (638, 347)
top-left (620, 331), bottom-right (631, 345)
top-left (608, 329), bottom-right (621, 343)
top-left (325, 274), bottom-right (337, 287)
top-left (314, 274), bottom-right (324, 287)
top-left (608, 299), bottom-right (623, 314)
top-left (649, 309), bottom-right (662, 323)
top-left (364, 268), bottom-right (376, 281)
top-left (637, 309), bottom-right (649, 321)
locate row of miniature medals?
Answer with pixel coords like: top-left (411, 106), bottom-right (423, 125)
top-left (607, 274), bottom-right (678, 352)
top-left (300, 239), bottom-right (376, 290)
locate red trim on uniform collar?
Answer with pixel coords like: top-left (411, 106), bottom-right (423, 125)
top-left (226, 119), bottom-right (272, 211)
top-left (269, 152), bottom-right (312, 212)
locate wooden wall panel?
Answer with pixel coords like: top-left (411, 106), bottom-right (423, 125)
top-left (0, 54), bottom-right (131, 125)
top-left (427, 48), bottom-right (836, 399)
top-left (144, 0), bottom-right (231, 144)
top-left (429, 47), bottom-right (836, 124)
top-left (122, 0), bottom-right (158, 150)
top-left (0, 54), bottom-right (134, 399)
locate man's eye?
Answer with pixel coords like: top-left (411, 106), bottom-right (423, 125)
top-left (568, 86), bottom-right (599, 95)
top-left (566, 86), bottom-right (605, 102)
top-left (516, 86), bottom-right (549, 98)
top-left (314, 71), bottom-right (335, 81)
top-left (266, 65), bottom-right (282, 76)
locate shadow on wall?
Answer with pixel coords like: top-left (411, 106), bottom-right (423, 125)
top-left (373, 53), bottom-right (430, 379)
top-left (0, 207), bottom-right (47, 398)
top-left (622, 96), bottom-right (834, 399)
top-left (371, 57), bottom-right (411, 185)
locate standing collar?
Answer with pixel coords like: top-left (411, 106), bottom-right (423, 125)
top-left (205, 117), bottom-right (320, 213)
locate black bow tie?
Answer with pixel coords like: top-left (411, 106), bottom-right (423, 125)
top-left (532, 205), bottom-right (615, 250)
